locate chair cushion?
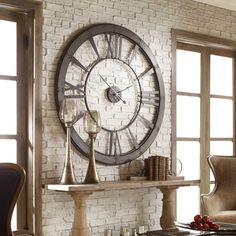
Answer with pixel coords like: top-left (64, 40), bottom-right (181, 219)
top-left (210, 211), bottom-right (236, 224)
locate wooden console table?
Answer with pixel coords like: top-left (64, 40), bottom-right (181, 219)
top-left (45, 180), bottom-right (199, 236)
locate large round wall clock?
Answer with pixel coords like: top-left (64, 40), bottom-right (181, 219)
top-left (55, 23), bottom-right (165, 165)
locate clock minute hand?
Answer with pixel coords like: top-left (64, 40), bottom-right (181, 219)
top-left (99, 73), bottom-right (113, 89)
top-left (99, 74), bottom-right (126, 104)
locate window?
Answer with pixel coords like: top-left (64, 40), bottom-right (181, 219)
top-left (0, 17), bottom-right (17, 229)
top-left (172, 30), bottom-right (236, 222)
top-left (0, 2), bottom-right (42, 234)
top-left (0, 9), bottom-right (32, 230)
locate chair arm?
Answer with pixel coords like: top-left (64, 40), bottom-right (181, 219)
top-left (201, 192), bottom-right (224, 216)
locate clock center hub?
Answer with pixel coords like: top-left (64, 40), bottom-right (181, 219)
top-left (106, 85), bottom-right (122, 103)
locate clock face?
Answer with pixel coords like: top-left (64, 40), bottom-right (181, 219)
top-left (55, 23), bottom-right (165, 165)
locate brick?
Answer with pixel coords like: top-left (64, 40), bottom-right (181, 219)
top-left (129, 6), bottom-right (142, 13)
top-left (113, 16), bottom-right (128, 24)
top-left (105, 7), bottom-right (120, 15)
top-left (46, 3), bottom-right (64, 12)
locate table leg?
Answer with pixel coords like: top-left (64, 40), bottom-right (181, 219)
top-left (70, 192), bottom-right (92, 236)
top-left (160, 187), bottom-right (177, 230)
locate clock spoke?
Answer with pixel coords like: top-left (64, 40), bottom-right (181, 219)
top-left (127, 44), bottom-right (139, 65)
top-left (138, 114), bottom-right (154, 129)
top-left (114, 132), bottom-right (122, 156)
top-left (67, 54), bottom-right (88, 73)
top-left (64, 94), bottom-right (85, 99)
top-left (127, 127), bottom-right (139, 149)
top-left (108, 131), bottom-right (114, 155)
top-left (89, 37), bottom-right (100, 59)
top-left (138, 68), bottom-right (154, 80)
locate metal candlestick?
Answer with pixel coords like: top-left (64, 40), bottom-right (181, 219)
top-left (83, 133), bottom-right (99, 184)
top-left (60, 123), bottom-right (77, 184)
top-left (59, 98), bottom-right (83, 185)
top-left (83, 111), bottom-right (101, 184)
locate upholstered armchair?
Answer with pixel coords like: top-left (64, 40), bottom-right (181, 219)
top-left (0, 163), bottom-right (35, 236)
top-left (201, 155), bottom-right (236, 223)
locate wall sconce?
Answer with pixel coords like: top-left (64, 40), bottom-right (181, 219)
top-left (83, 110), bottom-right (101, 184)
top-left (59, 98), bottom-right (83, 184)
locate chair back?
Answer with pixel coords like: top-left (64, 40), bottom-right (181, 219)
top-left (208, 155), bottom-right (236, 209)
top-left (0, 163), bottom-right (26, 236)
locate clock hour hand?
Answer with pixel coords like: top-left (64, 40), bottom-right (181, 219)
top-left (118, 85), bottom-right (133, 93)
top-left (99, 74), bottom-right (126, 104)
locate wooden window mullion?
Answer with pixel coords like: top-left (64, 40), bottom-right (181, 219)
top-left (233, 53), bottom-right (236, 155)
top-left (200, 48), bottom-right (210, 199)
top-left (16, 12), bottom-right (28, 230)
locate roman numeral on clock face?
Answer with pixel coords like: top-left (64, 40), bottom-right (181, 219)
top-left (105, 33), bottom-right (114, 58)
top-left (114, 34), bottom-right (122, 59)
top-left (108, 131), bottom-right (122, 156)
top-left (139, 90), bottom-right (160, 106)
top-left (105, 33), bottom-right (123, 59)
top-left (64, 81), bottom-right (85, 99)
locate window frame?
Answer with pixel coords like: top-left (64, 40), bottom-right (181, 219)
top-left (171, 29), bottom-right (236, 215)
top-left (0, 1), bottom-right (42, 235)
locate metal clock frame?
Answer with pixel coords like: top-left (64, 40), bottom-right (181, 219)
top-left (55, 23), bottom-right (165, 165)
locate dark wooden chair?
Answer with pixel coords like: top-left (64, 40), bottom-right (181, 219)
top-left (201, 155), bottom-right (236, 223)
top-left (0, 163), bottom-right (35, 236)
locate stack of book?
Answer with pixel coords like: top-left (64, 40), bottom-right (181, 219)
top-left (145, 156), bottom-right (169, 181)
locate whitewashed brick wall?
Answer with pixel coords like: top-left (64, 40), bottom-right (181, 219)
top-left (41, 0), bottom-right (236, 235)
